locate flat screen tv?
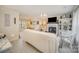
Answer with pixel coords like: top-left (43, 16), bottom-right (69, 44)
top-left (48, 17), bottom-right (57, 23)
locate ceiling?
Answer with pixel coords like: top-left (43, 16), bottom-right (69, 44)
top-left (1, 5), bottom-right (76, 17)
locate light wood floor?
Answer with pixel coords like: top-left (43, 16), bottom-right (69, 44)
top-left (3, 38), bottom-right (40, 53)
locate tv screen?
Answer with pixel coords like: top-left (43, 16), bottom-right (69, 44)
top-left (48, 17), bottom-right (57, 23)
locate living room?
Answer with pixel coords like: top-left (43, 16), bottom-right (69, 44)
top-left (0, 5), bottom-right (79, 53)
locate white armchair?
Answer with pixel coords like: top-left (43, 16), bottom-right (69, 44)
top-left (0, 33), bottom-right (12, 52)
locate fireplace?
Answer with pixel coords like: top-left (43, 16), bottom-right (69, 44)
top-left (49, 27), bottom-right (56, 33)
top-left (48, 23), bottom-right (58, 35)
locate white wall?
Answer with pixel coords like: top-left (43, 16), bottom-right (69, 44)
top-left (0, 7), bottom-right (19, 41)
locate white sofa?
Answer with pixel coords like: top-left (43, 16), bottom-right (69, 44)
top-left (21, 29), bottom-right (59, 53)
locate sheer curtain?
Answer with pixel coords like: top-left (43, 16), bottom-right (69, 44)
top-left (72, 7), bottom-right (79, 52)
top-left (76, 8), bottom-right (79, 45)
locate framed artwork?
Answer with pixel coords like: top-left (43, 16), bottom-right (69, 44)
top-left (14, 17), bottom-right (16, 24)
top-left (4, 14), bottom-right (10, 27)
top-left (37, 21), bottom-right (39, 24)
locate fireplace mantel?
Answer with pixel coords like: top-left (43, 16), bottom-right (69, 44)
top-left (47, 23), bottom-right (58, 35)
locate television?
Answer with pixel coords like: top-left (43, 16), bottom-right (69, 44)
top-left (48, 17), bottom-right (57, 23)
